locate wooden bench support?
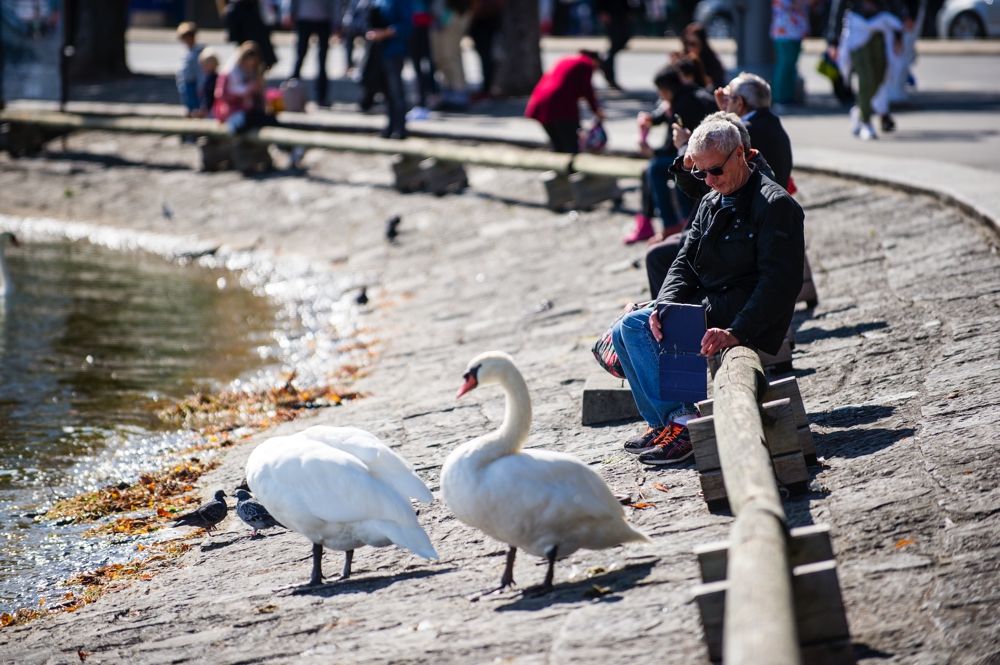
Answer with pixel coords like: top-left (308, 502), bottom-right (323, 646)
top-left (581, 372), bottom-right (641, 426)
top-left (540, 170), bottom-right (576, 211)
top-left (693, 525), bottom-right (854, 664)
top-left (689, 397), bottom-right (809, 509)
top-left (2, 122), bottom-right (69, 157)
top-left (798, 254), bottom-right (819, 308)
top-left (568, 172), bottom-right (622, 210)
top-left (698, 376), bottom-right (816, 466)
top-left (420, 158), bottom-right (468, 195)
top-left (392, 154), bottom-right (425, 192)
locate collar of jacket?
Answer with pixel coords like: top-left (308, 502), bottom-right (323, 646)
top-left (705, 165), bottom-right (761, 215)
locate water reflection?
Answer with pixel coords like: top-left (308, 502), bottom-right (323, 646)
top-left (0, 240), bottom-right (277, 610)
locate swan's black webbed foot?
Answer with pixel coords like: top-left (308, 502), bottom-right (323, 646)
top-left (522, 545), bottom-right (558, 598)
top-left (466, 546), bottom-right (518, 601)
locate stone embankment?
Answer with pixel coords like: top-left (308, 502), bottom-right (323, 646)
top-left (2, 132), bottom-right (1000, 664)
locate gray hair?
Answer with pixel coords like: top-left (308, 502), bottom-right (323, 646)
top-left (688, 119), bottom-right (742, 158)
top-left (729, 72), bottom-right (771, 110)
top-left (703, 111), bottom-right (750, 153)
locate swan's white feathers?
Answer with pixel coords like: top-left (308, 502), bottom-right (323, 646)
top-left (442, 352), bottom-right (651, 562)
top-left (245, 433), bottom-right (438, 560)
top-left (298, 425), bottom-right (434, 503)
top-left (450, 448), bottom-right (649, 557)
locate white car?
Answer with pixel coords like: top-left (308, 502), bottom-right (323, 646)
top-left (937, 0), bottom-right (1000, 38)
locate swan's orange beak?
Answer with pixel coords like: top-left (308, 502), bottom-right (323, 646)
top-left (456, 373), bottom-right (477, 398)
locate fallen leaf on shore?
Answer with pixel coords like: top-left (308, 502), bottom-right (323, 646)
top-left (652, 482), bottom-right (670, 493)
top-left (77, 650), bottom-right (92, 662)
top-left (586, 566), bottom-right (607, 577)
top-left (895, 539), bottom-right (916, 549)
top-left (47, 460), bottom-right (219, 524)
top-left (583, 584), bottom-right (612, 598)
top-left (254, 604), bottom-right (279, 614)
top-left (632, 502), bottom-right (656, 509)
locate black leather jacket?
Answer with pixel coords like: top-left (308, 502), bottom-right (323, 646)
top-left (656, 167), bottom-right (805, 355)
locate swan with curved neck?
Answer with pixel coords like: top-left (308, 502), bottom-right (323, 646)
top-left (441, 351), bottom-right (651, 595)
top-left (0, 232), bottom-right (20, 297)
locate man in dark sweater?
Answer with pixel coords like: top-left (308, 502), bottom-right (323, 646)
top-left (714, 72), bottom-right (793, 190)
top-left (612, 118), bottom-right (804, 465)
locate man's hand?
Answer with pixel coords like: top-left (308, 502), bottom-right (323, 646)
top-left (637, 111), bottom-right (653, 130)
top-left (826, 44), bottom-right (839, 62)
top-left (672, 123), bottom-right (691, 150)
top-left (701, 328), bottom-right (739, 356)
top-left (595, 108), bottom-right (607, 122)
top-left (366, 27), bottom-right (395, 42)
top-left (649, 308), bottom-right (663, 342)
top-left (638, 142), bottom-right (654, 158)
top-left (714, 86), bottom-right (729, 111)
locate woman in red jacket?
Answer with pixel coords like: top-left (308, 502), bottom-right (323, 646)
top-left (525, 50), bottom-right (606, 154)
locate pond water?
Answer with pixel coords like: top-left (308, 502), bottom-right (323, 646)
top-left (0, 240), bottom-right (280, 612)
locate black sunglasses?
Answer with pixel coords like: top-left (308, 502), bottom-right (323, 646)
top-left (691, 146), bottom-right (738, 180)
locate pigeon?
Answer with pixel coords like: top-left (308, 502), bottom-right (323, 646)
top-left (355, 286), bottom-right (368, 306)
top-left (173, 490), bottom-right (228, 534)
top-left (161, 202), bottom-right (174, 219)
top-left (385, 215), bottom-right (401, 242)
top-left (234, 489), bottom-right (284, 537)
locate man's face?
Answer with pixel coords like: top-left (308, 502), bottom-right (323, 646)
top-left (691, 145), bottom-right (746, 195)
top-left (722, 87), bottom-right (747, 116)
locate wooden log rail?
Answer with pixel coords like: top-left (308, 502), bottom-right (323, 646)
top-left (712, 345), bottom-right (801, 665)
top-left (0, 109), bottom-right (647, 179)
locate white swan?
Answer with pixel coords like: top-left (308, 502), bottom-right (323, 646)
top-left (441, 351), bottom-right (651, 594)
top-left (0, 232), bottom-right (20, 297)
top-left (246, 425), bottom-right (438, 588)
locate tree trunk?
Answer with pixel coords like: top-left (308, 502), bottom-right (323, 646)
top-left (492, 0), bottom-right (542, 98)
top-left (67, 0), bottom-right (131, 81)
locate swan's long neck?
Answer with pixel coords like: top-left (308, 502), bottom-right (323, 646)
top-left (467, 365), bottom-right (532, 466)
top-left (0, 244), bottom-right (9, 297)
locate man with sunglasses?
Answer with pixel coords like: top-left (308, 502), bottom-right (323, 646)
top-left (611, 119), bottom-right (804, 465)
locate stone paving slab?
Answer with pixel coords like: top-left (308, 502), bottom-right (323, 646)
top-left (0, 134), bottom-right (999, 663)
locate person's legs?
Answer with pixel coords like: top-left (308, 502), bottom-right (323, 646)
top-left (382, 54), bottom-right (407, 139)
top-left (542, 120), bottom-right (580, 153)
top-left (610, 308), bottom-right (682, 429)
top-left (771, 38), bottom-right (801, 105)
top-left (648, 154), bottom-right (689, 234)
top-left (178, 81), bottom-right (199, 113)
top-left (603, 13), bottom-right (632, 87)
top-left (293, 21), bottom-right (312, 79)
top-left (314, 21), bottom-right (331, 103)
top-left (469, 15), bottom-right (499, 94)
top-left (853, 32), bottom-right (886, 125)
top-left (625, 166), bottom-right (656, 244)
top-left (645, 233), bottom-right (685, 298)
top-left (410, 25), bottom-right (436, 107)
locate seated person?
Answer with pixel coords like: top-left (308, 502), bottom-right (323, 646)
top-left (611, 119), bottom-right (804, 466)
top-left (214, 41), bottom-right (276, 134)
top-left (625, 62), bottom-right (715, 244)
top-left (644, 111), bottom-right (777, 299)
top-left (714, 72), bottom-right (793, 190)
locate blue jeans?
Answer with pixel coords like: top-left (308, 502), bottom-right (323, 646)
top-left (649, 154), bottom-right (693, 228)
top-left (178, 80), bottom-right (199, 112)
top-left (611, 308), bottom-right (686, 428)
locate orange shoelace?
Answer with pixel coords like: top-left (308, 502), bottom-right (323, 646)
top-left (652, 422), bottom-right (686, 447)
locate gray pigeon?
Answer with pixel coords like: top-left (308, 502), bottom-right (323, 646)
top-left (234, 489), bottom-right (284, 537)
top-left (173, 490), bottom-right (228, 534)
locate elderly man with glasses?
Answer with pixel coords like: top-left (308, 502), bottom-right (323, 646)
top-left (610, 118), bottom-right (805, 466)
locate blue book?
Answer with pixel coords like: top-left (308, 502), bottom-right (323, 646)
top-left (656, 303), bottom-right (708, 404)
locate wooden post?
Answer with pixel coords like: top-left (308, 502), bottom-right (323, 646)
top-left (713, 346), bottom-right (801, 665)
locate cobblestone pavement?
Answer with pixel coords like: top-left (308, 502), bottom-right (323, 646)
top-left (1, 134), bottom-right (1000, 664)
